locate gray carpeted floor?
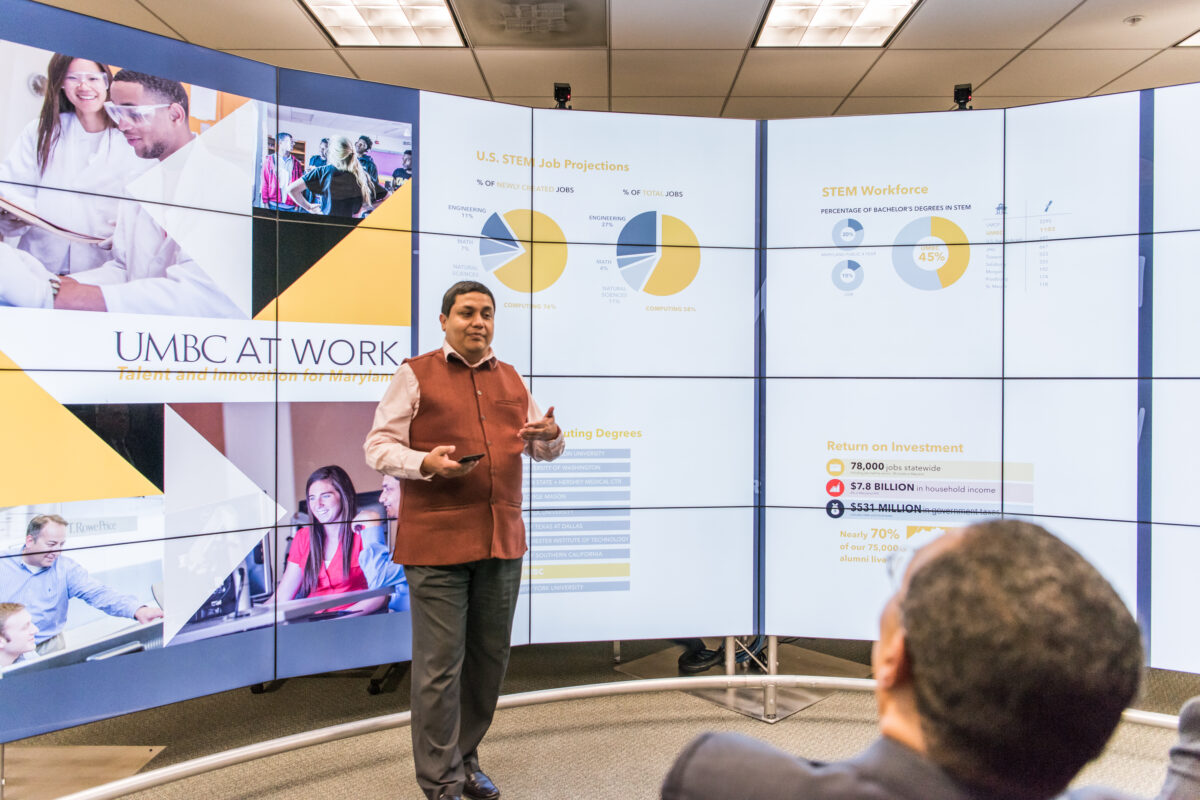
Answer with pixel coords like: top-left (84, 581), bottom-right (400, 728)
top-left (11, 639), bottom-right (1200, 799)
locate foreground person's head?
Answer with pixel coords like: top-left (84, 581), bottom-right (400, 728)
top-left (874, 519), bottom-right (1143, 800)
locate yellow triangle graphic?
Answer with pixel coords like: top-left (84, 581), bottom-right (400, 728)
top-left (0, 351), bottom-right (162, 506)
top-left (256, 181), bottom-right (412, 326)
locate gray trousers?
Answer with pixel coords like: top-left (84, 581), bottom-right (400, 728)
top-left (405, 557), bottom-right (523, 800)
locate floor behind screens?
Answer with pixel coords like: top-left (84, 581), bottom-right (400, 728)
top-left (7, 638), bottom-right (1200, 799)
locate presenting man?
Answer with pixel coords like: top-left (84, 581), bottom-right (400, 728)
top-left (365, 280), bottom-right (563, 800)
top-left (0, 514), bottom-right (162, 654)
top-left (662, 519), bottom-right (1155, 800)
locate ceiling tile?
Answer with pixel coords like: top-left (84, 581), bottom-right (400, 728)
top-left (732, 49), bottom-right (880, 97)
top-left (454, 0), bottom-right (607, 47)
top-left (1035, 0), bottom-right (1200, 49)
top-left (610, 96), bottom-right (726, 117)
top-left (493, 96), bottom-right (610, 112)
top-left (852, 50), bottom-right (1019, 97)
top-left (1098, 48), bottom-right (1200, 93)
top-left (723, 96), bottom-right (841, 119)
top-left (981, 49), bottom-right (1156, 96)
top-left (339, 49), bottom-right (487, 96)
top-left (138, 0), bottom-right (329, 49)
top-left (611, 50), bottom-right (743, 96)
top-left (476, 49), bottom-right (607, 97)
top-left (224, 50), bottom-right (355, 79)
top-left (611, 0), bottom-right (770, 49)
top-left (31, 0), bottom-right (182, 39)
top-left (836, 97), bottom-right (953, 115)
top-left (891, 0), bottom-right (1080, 49)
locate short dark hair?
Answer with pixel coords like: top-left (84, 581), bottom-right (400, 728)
top-left (277, 132), bottom-right (293, 144)
top-left (902, 519), bottom-right (1143, 799)
top-left (441, 281), bottom-right (495, 316)
top-left (357, 135), bottom-right (372, 148)
top-left (111, 69), bottom-right (189, 116)
top-left (26, 514), bottom-right (68, 542)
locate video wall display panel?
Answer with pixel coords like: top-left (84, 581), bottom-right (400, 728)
top-left (273, 222), bottom-right (413, 401)
top-left (764, 510), bottom-right (1136, 641)
top-left (1151, 231), bottom-right (1200, 378)
top-left (170, 399), bottom-right (416, 671)
top-left (1153, 83), bottom-right (1200, 235)
top-left (530, 109), bottom-right (756, 249)
top-left (1150, 380), bottom-right (1200, 527)
top-left (764, 243), bottom-right (1002, 378)
top-left (1002, 380), bottom-right (1138, 523)
top-left (255, 104), bottom-right (413, 226)
top-left (527, 377), bottom-right (754, 510)
top-left (1150, 523), bottom-right (1200, 672)
top-left (415, 229), bottom-right (533, 375)
top-left (1003, 236), bottom-right (1140, 377)
top-left (529, 243), bottom-right (756, 377)
top-left (418, 91), bottom-right (533, 241)
top-left (767, 110), bottom-right (1004, 250)
top-left (1004, 93), bottom-right (1141, 243)
top-left (765, 379), bottom-right (1003, 513)
top-left (528, 507), bottom-right (753, 643)
top-left (763, 507), bottom-right (968, 639)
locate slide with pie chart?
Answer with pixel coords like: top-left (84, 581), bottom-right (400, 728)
top-left (530, 107), bottom-right (756, 248)
top-left (615, 211), bottom-right (701, 296)
top-left (418, 91), bottom-right (534, 240)
top-left (530, 242), bottom-right (755, 377)
top-left (478, 209), bottom-right (569, 293)
top-left (767, 110), bottom-right (1004, 249)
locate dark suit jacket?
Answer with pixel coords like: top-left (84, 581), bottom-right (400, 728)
top-left (1158, 697), bottom-right (1200, 800)
top-left (660, 733), bottom-right (1147, 800)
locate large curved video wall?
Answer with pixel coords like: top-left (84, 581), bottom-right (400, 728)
top-left (0, 0), bottom-right (1197, 742)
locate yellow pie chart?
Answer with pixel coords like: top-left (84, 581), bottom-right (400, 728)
top-left (479, 210), bottom-right (568, 293)
top-left (615, 211), bottom-right (701, 296)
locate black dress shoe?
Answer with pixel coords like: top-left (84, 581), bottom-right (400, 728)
top-left (463, 770), bottom-right (500, 800)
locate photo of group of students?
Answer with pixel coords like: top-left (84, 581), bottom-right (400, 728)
top-left (255, 103), bottom-right (412, 221)
top-left (0, 40), bottom-right (253, 318)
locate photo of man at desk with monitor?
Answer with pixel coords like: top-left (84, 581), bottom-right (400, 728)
top-left (0, 514), bottom-right (162, 655)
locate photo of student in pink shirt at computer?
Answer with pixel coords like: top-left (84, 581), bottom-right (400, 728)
top-left (269, 465), bottom-right (387, 617)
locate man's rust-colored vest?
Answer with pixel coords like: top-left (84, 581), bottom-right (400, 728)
top-left (395, 349), bottom-right (529, 566)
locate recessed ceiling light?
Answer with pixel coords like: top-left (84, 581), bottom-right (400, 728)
top-left (300, 0), bottom-right (464, 46)
top-left (755, 0), bottom-right (921, 48)
top-left (1178, 29), bottom-right (1200, 46)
